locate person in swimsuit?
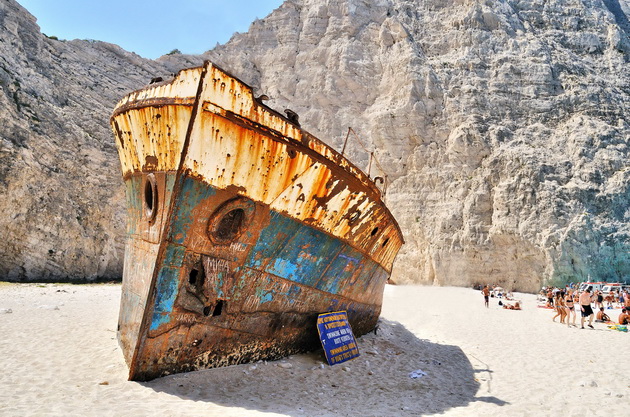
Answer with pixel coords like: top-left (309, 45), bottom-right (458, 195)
top-left (595, 307), bottom-right (610, 322)
top-left (565, 291), bottom-right (576, 327)
top-left (604, 293), bottom-right (614, 309)
top-left (579, 289), bottom-right (595, 329)
top-left (482, 285), bottom-right (490, 308)
top-left (503, 301), bottom-right (521, 310)
top-left (596, 290), bottom-right (604, 309)
top-left (552, 292), bottom-right (566, 323)
top-left (618, 308), bottom-right (629, 325)
top-left (546, 289), bottom-right (554, 308)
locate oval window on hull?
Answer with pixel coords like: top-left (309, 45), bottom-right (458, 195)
top-left (144, 174), bottom-right (158, 222)
top-left (207, 197), bottom-right (256, 245)
top-left (215, 209), bottom-right (245, 241)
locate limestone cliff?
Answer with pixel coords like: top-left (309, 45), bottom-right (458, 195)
top-left (201, 0), bottom-right (630, 292)
top-left (0, 0), bottom-right (201, 280)
top-left (1, 0), bottom-right (628, 292)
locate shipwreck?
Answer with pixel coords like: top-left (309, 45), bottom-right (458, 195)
top-left (110, 61), bottom-right (404, 381)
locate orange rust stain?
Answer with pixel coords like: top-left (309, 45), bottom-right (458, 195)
top-left (112, 61), bottom-right (404, 273)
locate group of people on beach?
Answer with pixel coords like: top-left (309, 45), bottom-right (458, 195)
top-left (542, 286), bottom-right (630, 329)
top-left (481, 285), bottom-right (521, 310)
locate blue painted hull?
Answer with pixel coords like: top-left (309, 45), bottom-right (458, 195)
top-left (112, 62), bottom-right (403, 381)
top-left (121, 173), bottom-right (389, 380)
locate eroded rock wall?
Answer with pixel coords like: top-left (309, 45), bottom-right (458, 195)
top-left (0, 0), bottom-right (202, 280)
top-left (200, 0), bottom-right (630, 292)
top-left (1, 0), bottom-right (628, 291)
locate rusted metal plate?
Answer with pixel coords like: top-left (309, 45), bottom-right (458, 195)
top-left (111, 61), bottom-right (404, 381)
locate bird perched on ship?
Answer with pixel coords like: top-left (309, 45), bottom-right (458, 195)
top-left (284, 109), bottom-right (300, 126)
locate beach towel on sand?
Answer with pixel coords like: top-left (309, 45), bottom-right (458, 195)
top-left (607, 324), bottom-right (628, 332)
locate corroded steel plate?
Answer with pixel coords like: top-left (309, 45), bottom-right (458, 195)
top-left (111, 61), bottom-right (403, 381)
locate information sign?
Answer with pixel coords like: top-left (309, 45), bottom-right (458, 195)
top-left (316, 311), bottom-right (360, 365)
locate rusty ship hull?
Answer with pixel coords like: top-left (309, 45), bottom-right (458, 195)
top-left (111, 61), bottom-right (404, 381)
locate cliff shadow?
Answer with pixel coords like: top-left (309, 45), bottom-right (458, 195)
top-left (144, 318), bottom-right (506, 416)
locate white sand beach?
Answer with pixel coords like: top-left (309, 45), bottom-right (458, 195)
top-left (0, 282), bottom-right (627, 417)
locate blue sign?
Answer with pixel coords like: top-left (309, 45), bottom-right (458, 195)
top-left (316, 311), bottom-right (360, 365)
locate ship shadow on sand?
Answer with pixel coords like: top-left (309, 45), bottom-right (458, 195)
top-left (145, 318), bottom-right (506, 416)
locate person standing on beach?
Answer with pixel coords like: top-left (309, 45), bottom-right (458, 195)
top-left (546, 288), bottom-right (554, 308)
top-left (595, 290), bottom-right (604, 310)
top-left (482, 285), bottom-right (490, 308)
top-left (605, 293), bottom-right (614, 309)
top-left (565, 291), bottom-right (576, 327)
top-left (552, 291), bottom-right (566, 323)
top-left (579, 289), bottom-right (595, 329)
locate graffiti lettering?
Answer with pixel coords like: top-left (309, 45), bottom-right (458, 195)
top-left (229, 242), bottom-right (248, 254)
top-left (204, 257), bottom-right (231, 272)
top-left (176, 314), bottom-right (198, 324)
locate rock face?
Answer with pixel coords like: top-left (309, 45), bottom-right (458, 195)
top-left (1, 0), bottom-right (629, 291)
top-left (0, 0), bottom-right (202, 280)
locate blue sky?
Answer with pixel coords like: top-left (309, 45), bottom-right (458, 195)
top-left (17, 0), bottom-right (284, 59)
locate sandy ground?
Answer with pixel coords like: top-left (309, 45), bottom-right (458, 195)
top-left (0, 282), bottom-right (627, 417)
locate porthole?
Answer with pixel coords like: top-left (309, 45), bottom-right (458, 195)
top-left (207, 197), bottom-right (256, 245)
top-left (144, 180), bottom-right (154, 212)
top-left (287, 148), bottom-right (297, 159)
top-left (144, 174), bottom-right (157, 222)
top-left (215, 208), bottom-right (245, 241)
top-left (382, 238), bottom-right (390, 248)
top-left (371, 227), bottom-right (379, 236)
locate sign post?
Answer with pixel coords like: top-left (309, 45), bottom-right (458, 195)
top-left (316, 311), bottom-right (360, 365)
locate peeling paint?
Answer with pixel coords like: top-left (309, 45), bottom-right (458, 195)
top-left (111, 61), bottom-right (404, 381)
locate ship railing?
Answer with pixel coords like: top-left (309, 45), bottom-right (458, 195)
top-left (341, 127), bottom-right (389, 198)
